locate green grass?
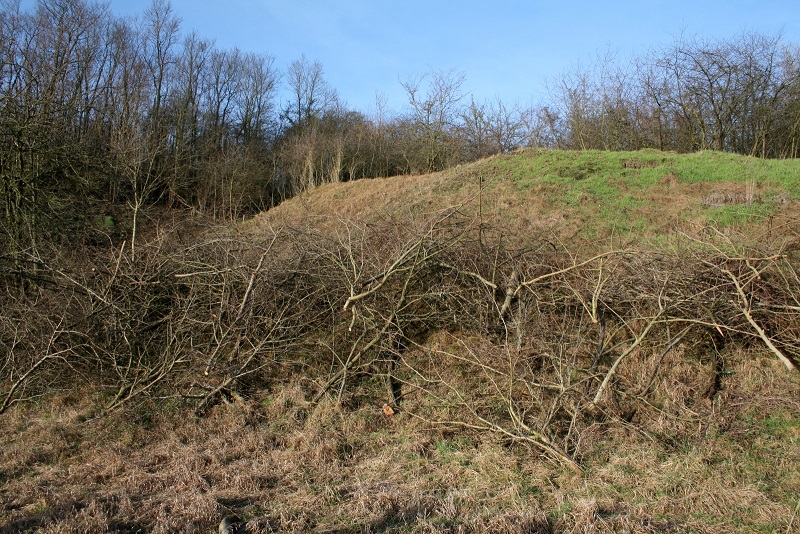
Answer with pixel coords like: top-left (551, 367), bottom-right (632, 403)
top-left (466, 148), bottom-right (800, 240)
top-left (481, 147), bottom-right (800, 192)
top-left (674, 151), bottom-right (800, 189)
top-left (761, 414), bottom-right (800, 435)
top-left (705, 203), bottom-right (776, 227)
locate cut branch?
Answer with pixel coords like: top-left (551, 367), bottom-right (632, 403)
top-left (724, 267), bottom-right (798, 371)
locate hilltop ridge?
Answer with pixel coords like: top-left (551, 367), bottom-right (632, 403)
top-left (254, 148), bottom-right (800, 245)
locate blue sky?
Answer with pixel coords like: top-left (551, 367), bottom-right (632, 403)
top-left (21, 0), bottom-right (800, 114)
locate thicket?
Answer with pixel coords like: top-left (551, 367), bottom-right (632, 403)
top-left (2, 206), bottom-right (798, 471)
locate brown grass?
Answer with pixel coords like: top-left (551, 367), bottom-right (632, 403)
top-left (249, 149), bottom-right (800, 247)
top-left (1, 346), bottom-right (797, 532)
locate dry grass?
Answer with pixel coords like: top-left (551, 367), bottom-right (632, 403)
top-left (1, 346), bottom-right (797, 532)
top-left (250, 148), bottom-right (800, 246)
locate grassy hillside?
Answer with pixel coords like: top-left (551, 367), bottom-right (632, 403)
top-left (255, 148), bottom-right (800, 243)
top-left (1, 149), bottom-right (799, 533)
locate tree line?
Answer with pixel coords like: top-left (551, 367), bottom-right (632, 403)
top-left (542, 33), bottom-right (800, 156)
top-left (2, 0), bottom-right (800, 283)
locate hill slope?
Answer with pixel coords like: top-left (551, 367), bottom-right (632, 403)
top-left (254, 148), bottom-right (800, 244)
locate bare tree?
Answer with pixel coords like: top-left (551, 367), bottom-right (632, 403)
top-left (461, 96), bottom-right (528, 158)
top-left (0, 0), bottom-right (111, 280)
top-left (400, 68), bottom-right (466, 172)
top-left (275, 56), bottom-right (346, 192)
top-left (143, 0), bottom-right (179, 135)
top-left (234, 52), bottom-right (278, 144)
top-left (281, 55), bottom-right (337, 129)
top-left (166, 31), bottom-right (211, 204)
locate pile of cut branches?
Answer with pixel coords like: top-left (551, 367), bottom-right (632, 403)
top-left (1, 210), bottom-right (798, 471)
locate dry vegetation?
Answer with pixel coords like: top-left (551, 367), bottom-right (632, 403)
top-left (1, 149), bottom-right (800, 532)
